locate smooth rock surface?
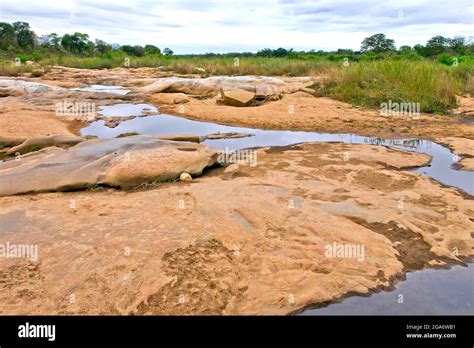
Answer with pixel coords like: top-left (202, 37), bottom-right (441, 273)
top-left (6, 135), bottom-right (88, 155)
top-left (0, 136), bottom-right (218, 195)
top-left (219, 87), bottom-right (255, 107)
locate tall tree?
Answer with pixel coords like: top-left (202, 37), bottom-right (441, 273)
top-left (449, 36), bottom-right (466, 55)
top-left (144, 44), bottom-right (161, 55)
top-left (0, 22), bottom-right (15, 50)
top-left (425, 36), bottom-right (449, 56)
top-left (361, 33), bottom-right (396, 53)
top-left (163, 47), bottom-right (173, 56)
top-left (61, 32), bottom-right (90, 54)
top-left (95, 39), bottom-right (111, 54)
top-left (39, 33), bottom-right (61, 50)
top-left (12, 21), bottom-right (36, 49)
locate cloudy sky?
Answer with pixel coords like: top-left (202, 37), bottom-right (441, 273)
top-left (0, 0), bottom-right (472, 53)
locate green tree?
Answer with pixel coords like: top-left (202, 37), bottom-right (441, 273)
top-left (361, 33), bottom-right (396, 53)
top-left (61, 32), bottom-right (90, 54)
top-left (144, 44), bottom-right (161, 55)
top-left (12, 21), bottom-right (36, 49)
top-left (449, 36), bottom-right (466, 55)
top-left (256, 48), bottom-right (273, 57)
top-left (39, 33), bottom-right (61, 51)
top-left (163, 47), bottom-right (173, 56)
top-left (121, 45), bottom-right (144, 56)
top-left (95, 39), bottom-right (111, 54)
top-left (425, 36), bottom-right (449, 56)
top-left (272, 47), bottom-right (291, 57)
top-left (0, 22), bottom-right (15, 50)
top-left (398, 45), bottom-right (412, 53)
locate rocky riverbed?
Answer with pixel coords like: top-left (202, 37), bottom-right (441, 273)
top-left (0, 66), bottom-right (472, 315)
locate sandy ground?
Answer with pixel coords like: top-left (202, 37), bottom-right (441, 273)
top-left (0, 66), bottom-right (472, 315)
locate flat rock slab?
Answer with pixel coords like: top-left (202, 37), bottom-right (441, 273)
top-left (219, 87), bottom-right (255, 107)
top-left (0, 135), bottom-right (218, 196)
top-left (6, 135), bottom-right (89, 155)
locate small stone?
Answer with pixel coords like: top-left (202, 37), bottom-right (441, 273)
top-left (180, 172), bottom-right (192, 181)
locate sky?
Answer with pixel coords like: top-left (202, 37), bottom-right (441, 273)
top-left (0, 0), bottom-right (473, 54)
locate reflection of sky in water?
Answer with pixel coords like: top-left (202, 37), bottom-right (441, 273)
top-left (71, 84), bottom-right (130, 95)
top-left (301, 264), bottom-right (473, 315)
top-left (82, 114), bottom-right (474, 195)
top-left (98, 104), bottom-right (158, 117)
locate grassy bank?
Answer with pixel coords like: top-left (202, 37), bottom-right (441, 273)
top-left (36, 54), bottom-right (336, 76)
top-left (1, 54), bottom-right (472, 114)
top-left (315, 60), bottom-right (474, 113)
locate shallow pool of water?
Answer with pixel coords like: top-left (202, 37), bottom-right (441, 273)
top-left (300, 263), bottom-right (473, 315)
top-left (81, 114), bottom-right (474, 195)
top-left (72, 84), bottom-right (130, 95)
top-left (98, 103), bottom-right (158, 117)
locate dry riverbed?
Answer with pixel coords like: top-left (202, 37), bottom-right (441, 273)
top-left (0, 66), bottom-right (472, 315)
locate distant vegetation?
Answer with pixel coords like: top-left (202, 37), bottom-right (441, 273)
top-left (1, 22), bottom-right (473, 113)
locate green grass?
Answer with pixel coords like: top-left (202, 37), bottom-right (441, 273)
top-left (37, 54), bottom-right (336, 76)
top-left (0, 64), bottom-right (34, 76)
top-left (314, 60), bottom-right (472, 113)
top-left (1, 52), bottom-right (473, 114)
top-left (21, 144), bottom-right (44, 154)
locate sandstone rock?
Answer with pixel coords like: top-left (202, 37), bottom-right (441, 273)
top-left (180, 172), bottom-right (192, 181)
top-left (0, 142), bottom-right (470, 315)
top-left (154, 134), bottom-right (202, 143)
top-left (235, 84), bottom-right (257, 93)
top-left (6, 135), bottom-right (88, 155)
top-left (0, 136), bottom-right (26, 148)
top-left (173, 94), bottom-right (190, 104)
top-left (219, 87), bottom-right (255, 107)
top-left (0, 79), bottom-right (63, 94)
top-left (0, 136), bottom-right (218, 196)
top-left (149, 93), bottom-right (190, 105)
top-left (101, 116), bottom-right (136, 128)
top-left (138, 75), bottom-right (313, 98)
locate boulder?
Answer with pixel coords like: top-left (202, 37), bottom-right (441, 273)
top-left (0, 136), bottom-right (218, 196)
top-left (6, 135), bottom-right (88, 155)
top-left (219, 87), bottom-right (255, 107)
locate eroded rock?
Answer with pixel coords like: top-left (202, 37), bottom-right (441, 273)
top-left (219, 87), bottom-right (256, 107)
top-left (0, 136), bottom-right (218, 195)
top-left (6, 135), bottom-right (88, 155)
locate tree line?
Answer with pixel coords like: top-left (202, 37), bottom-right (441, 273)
top-left (0, 22), bottom-right (472, 60)
top-left (0, 21), bottom-right (174, 57)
